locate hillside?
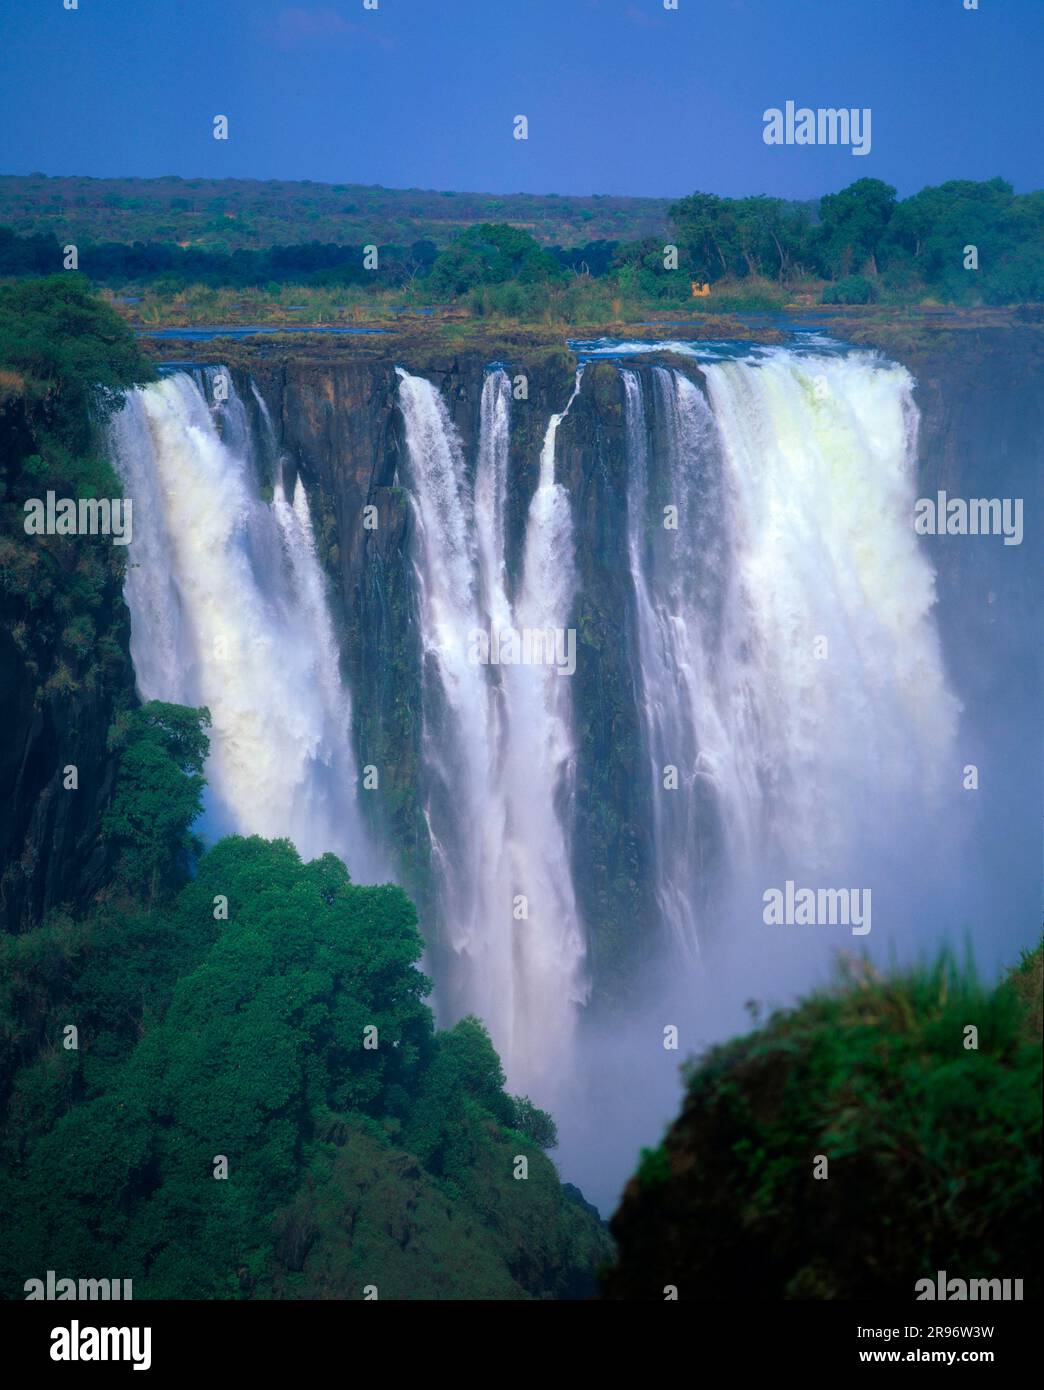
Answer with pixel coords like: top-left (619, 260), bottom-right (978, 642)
top-left (0, 173), bottom-right (676, 253)
top-left (602, 946), bottom-right (1043, 1300)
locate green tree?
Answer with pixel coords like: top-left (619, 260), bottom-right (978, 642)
top-left (104, 702), bottom-right (211, 904)
top-left (814, 178), bottom-right (897, 278)
top-left (668, 192), bottom-right (737, 281)
top-left (821, 274), bottom-right (876, 305)
top-left (404, 1015), bottom-right (516, 1180)
top-left (0, 275), bottom-right (154, 454)
top-left (881, 178), bottom-right (1044, 304)
top-left (733, 195), bottom-right (811, 281)
top-left (512, 1095), bottom-right (558, 1149)
top-left (427, 223), bottom-right (562, 298)
top-left (610, 236), bottom-right (691, 301)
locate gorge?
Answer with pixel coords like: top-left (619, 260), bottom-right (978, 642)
top-left (93, 321), bottom-right (1039, 1208)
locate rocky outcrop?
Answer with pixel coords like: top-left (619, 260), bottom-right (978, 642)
top-left (601, 948), bottom-right (1042, 1301)
top-left (897, 326), bottom-right (1042, 922)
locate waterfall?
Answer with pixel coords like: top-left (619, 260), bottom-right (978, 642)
top-left (624, 350), bottom-right (960, 950)
top-left (474, 366), bottom-right (512, 635)
top-left (507, 371), bottom-right (587, 1079)
top-left (108, 368), bottom-right (380, 879)
top-left (395, 368), bottom-right (586, 1096)
top-left (623, 367), bottom-right (743, 953)
top-left (107, 346), bottom-right (961, 1124)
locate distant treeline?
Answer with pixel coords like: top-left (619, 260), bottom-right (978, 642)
top-left (0, 172), bottom-right (674, 253)
top-left (0, 224), bottom-right (614, 291)
top-left (0, 226), bottom-right (443, 289)
top-left (1, 177), bottom-right (1041, 306)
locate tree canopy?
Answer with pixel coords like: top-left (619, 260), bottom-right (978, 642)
top-left (0, 275), bottom-right (155, 449)
top-left (0, 700), bottom-right (593, 1300)
top-left (427, 223), bottom-right (564, 296)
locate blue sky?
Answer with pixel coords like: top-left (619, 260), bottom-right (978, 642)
top-left (0, 0), bottom-right (1040, 198)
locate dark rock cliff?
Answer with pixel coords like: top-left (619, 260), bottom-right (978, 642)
top-left (234, 346), bottom-right (670, 993)
top-left (901, 326), bottom-right (1042, 920)
top-left (903, 327), bottom-right (1041, 688)
top-left (0, 397), bottom-right (137, 932)
top-left (226, 345), bottom-right (716, 1002)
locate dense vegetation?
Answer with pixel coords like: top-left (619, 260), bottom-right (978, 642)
top-left (0, 702), bottom-right (611, 1299)
top-left (603, 947), bottom-right (1043, 1300)
top-left (0, 173), bottom-right (674, 253)
top-left (0, 273), bottom-right (153, 450)
top-left (1, 176), bottom-right (1040, 326)
top-left (0, 275), bottom-right (153, 687)
top-left (0, 275), bottom-right (152, 721)
top-left (0, 280), bottom-right (157, 929)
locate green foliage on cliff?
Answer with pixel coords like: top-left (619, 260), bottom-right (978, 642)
top-left (0, 279), bottom-right (157, 931)
top-left (0, 274), bottom-right (155, 457)
top-left (0, 702), bottom-right (609, 1300)
top-left (0, 276), bottom-right (154, 624)
top-left (603, 948), bottom-right (1042, 1300)
top-left (104, 702), bottom-right (211, 904)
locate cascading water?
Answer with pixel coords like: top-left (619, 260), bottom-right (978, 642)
top-left (623, 366), bottom-right (749, 954)
top-left (392, 368), bottom-right (504, 1021)
top-left (395, 367), bottom-right (587, 1096)
top-left (107, 344), bottom-right (961, 1135)
top-left (109, 368), bottom-right (380, 879)
top-left (561, 345), bottom-right (962, 1212)
top-left (624, 349), bottom-right (960, 950)
top-left (703, 350), bottom-right (959, 869)
top-left (503, 371), bottom-right (587, 1081)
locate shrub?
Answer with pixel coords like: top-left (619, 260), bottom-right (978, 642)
top-left (821, 274), bottom-right (877, 305)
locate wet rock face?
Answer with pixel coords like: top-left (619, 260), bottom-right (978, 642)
top-left (905, 329), bottom-right (1043, 938)
top-left (0, 634), bottom-right (125, 931)
top-left (233, 349), bottom-right (709, 997)
top-left (234, 349), bottom-right (602, 964)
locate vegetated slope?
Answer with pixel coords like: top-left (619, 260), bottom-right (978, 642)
top-left (0, 174), bottom-right (674, 252)
top-left (266, 1117), bottom-right (607, 1300)
top-left (0, 276), bottom-right (155, 930)
top-left (0, 724), bottom-right (613, 1300)
top-left (602, 948), bottom-right (1042, 1300)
